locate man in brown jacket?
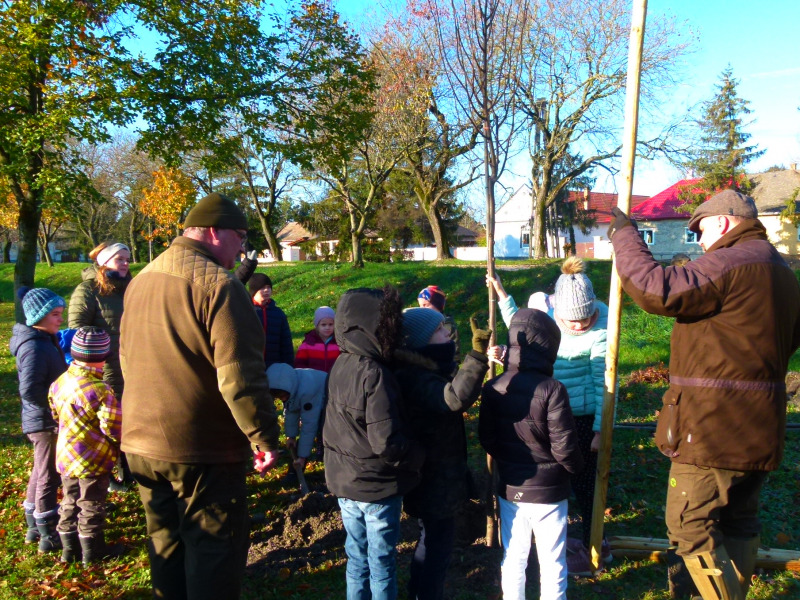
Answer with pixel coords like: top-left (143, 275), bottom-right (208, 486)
top-left (607, 190), bottom-right (800, 600)
top-left (120, 193), bottom-right (280, 600)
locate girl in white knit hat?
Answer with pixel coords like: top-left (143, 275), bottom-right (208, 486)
top-left (486, 256), bottom-right (611, 575)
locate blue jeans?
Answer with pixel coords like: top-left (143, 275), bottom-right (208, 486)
top-left (338, 496), bottom-right (403, 600)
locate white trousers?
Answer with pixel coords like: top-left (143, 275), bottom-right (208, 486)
top-left (499, 497), bottom-right (568, 600)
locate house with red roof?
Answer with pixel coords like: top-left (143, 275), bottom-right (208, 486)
top-left (627, 177), bottom-right (704, 261)
top-left (627, 167), bottom-right (800, 261)
top-left (494, 184), bottom-right (648, 258)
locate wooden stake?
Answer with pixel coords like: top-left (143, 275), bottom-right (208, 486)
top-left (606, 536), bottom-right (800, 572)
top-left (588, 0), bottom-right (648, 572)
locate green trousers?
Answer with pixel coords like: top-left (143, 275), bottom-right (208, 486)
top-left (128, 455), bottom-right (250, 600)
top-left (665, 461), bottom-right (765, 556)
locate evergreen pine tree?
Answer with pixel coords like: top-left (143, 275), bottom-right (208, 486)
top-left (677, 66), bottom-right (765, 212)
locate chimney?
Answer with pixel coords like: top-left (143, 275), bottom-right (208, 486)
top-left (583, 187), bottom-right (590, 211)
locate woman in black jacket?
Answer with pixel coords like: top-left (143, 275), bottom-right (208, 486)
top-left (480, 308), bottom-right (583, 600)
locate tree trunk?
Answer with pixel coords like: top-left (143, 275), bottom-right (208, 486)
top-left (532, 191), bottom-right (548, 259)
top-left (427, 205), bottom-right (453, 260)
top-left (265, 228), bottom-right (282, 262)
top-left (15, 191), bottom-right (42, 322)
top-left (350, 229), bottom-right (363, 268)
top-left (128, 218), bottom-right (138, 264)
top-left (39, 235), bottom-right (54, 267)
top-left (3, 239), bottom-right (11, 263)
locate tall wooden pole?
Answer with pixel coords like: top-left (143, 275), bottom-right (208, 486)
top-left (588, 0), bottom-right (647, 572)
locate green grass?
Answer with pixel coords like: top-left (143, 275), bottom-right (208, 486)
top-left (1, 260), bottom-right (799, 599)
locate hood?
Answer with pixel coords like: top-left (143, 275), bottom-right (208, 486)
top-left (335, 288), bottom-right (390, 361)
top-left (81, 264), bottom-right (98, 281)
top-left (81, 263), bottom-right (132, 290)
top-left (9, 323), bottom-right (46, 357)
top-left (302, 329), bottom-right (333, 345)
top-left (266, 362), bottom-right (298, 397)
top-left (506, 308), bottom-right (560, 376)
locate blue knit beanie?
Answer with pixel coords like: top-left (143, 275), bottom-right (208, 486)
top-left (18, 287), bottom-right (66, 327)
top-left (402, 307), bottom-right (445, 349)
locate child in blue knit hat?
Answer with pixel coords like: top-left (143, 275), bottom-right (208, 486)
top-left (9, 287), bottom-right (67, 552)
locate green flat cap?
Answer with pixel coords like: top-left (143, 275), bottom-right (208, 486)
top-left (183, 192), bottom-right (248, 230)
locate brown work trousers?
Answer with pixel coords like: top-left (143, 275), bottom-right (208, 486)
top-left (665, 461), bottom-right (766, 556)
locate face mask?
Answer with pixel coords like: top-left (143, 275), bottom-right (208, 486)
top-left (418, 341), bottom-right (457, 375)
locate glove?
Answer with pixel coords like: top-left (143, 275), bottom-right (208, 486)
top-left (606, 207), bottom-right (636, 241)
top-left (244, 240), bottom-right (258, 261)
top-left (253, 448), bottom-right (279, 475)
top-left (470, 314), bottom-right (493, 354)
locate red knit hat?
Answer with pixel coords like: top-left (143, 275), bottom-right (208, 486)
top-left (418, 285), bottom-right (446, 313)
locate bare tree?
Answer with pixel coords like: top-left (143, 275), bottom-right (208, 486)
top-left (519, 0), bottom-right (691, 257)
top-left (372, 12), bottom-right (481, 260)
top-left (431, 0), bottom-right (528, 323)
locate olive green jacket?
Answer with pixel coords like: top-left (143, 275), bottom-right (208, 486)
top-left (119, 237), bottom-right (280, 464)
top-left (68, 265), bottom-right (129, 398)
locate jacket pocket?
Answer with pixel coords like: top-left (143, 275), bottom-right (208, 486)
top-left (656, 389), bottom-right (681, 458)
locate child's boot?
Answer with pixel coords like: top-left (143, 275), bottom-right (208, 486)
top-left (79, 532), bottom-right (124, 565)
top-left (35, 509), bottom-right (62, 553)
top-left (59, 531), bottom-right (82, 563)
top-left (23, 507), bottom-right (40, 544)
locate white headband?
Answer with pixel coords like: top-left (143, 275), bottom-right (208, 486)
top-left (96, 243), bottom-right (129, 267)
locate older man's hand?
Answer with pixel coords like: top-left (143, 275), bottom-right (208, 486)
top-left (254, 449), bottom-right (280, 475)
top-left (607, 207), bottom-right (636, 241)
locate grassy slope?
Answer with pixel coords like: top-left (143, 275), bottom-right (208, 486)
top-left (0, 260), bottom-right (798, 599)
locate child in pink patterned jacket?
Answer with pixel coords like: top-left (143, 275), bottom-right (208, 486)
top-left (294, 306), bottom-right (340, 374)
top-left (49, 326), bottom-right (123, 565)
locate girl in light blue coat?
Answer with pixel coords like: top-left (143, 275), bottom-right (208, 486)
top-left (265, 363), bottom-right (327, 476)
top-left (487, 256), bottom-right (610, 573)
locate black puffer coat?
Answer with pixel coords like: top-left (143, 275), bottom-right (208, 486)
top-left (479, 308), bottom-right (583, 504)
top-left (9, 324), bottom-right (67, 434)
top-left (323, 289), bottom-right (424, 502)
top-left (393, 347), bottom-right (488, 520)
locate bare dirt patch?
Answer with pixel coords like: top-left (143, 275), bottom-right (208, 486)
top-left (246, 480), bottom-right (508, 597)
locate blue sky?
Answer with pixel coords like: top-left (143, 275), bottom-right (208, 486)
top-left (335, 0), bottom-right (800, 198)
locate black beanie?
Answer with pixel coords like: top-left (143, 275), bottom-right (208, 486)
top-left (248, 273), bottom-right (273, 296)
top-left (183, 193), bottom-right (248, 230)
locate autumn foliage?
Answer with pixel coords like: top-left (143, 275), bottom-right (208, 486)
top-left (139, 168), bottom-right (196, 242)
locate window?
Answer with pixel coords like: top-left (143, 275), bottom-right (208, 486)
top-left (684, 228), bottom-right (699, 244)
top-left (520, 224), bottom-right (530, 248)
top-left (639, 228), bottom-right (655, 245)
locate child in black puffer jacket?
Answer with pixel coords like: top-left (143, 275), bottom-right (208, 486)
top-left (479, 308), bottom-right (584, 600)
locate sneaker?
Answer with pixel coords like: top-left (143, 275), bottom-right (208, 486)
top-left (601, 539), bottom-right (613, 565)
top-left (566, 544), bottom-right (595, 577)
top-left (566, 537), bottom-right (585, 554)
top-left (108, 479), bottom-right (130, 493)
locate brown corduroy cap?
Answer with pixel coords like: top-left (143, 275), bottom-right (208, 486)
top-left (183, 192), bottom-right (248, 230)
top-left (687, 189), bottom-right (758, 234)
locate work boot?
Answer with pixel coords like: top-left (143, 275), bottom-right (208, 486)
top-left (683, 545), bottom-right (743, 600)
top-left (59, 531), bottom-right (82, 563)
top-left (725, 535), bottom-right (760, 597)
top-left (666, 547), bottom-right (701, 599)
top-left (24, 508), bottom-right (40, 545)
top-left (35, 510), bottom-right (62, 554)
top-left (79, 532), bottom-right (125, 565)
